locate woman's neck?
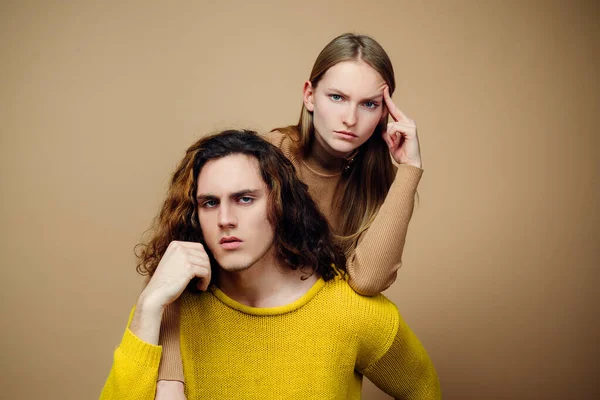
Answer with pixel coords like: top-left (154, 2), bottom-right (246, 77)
top-left (305, 132), bottom-right (347, 173)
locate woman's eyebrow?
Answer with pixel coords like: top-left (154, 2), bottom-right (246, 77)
top-left (325, 87), bottom-right (383, 102)
top-left (363, 94), bottom-right (384, 102)
top-left (326, 87), bottom-right (350, 97)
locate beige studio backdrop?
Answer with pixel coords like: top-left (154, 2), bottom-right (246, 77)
top-left (1, 1), bottom-right (598, 399)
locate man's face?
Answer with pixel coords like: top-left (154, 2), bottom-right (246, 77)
top-left (196, 154), bottom-right (275, 273)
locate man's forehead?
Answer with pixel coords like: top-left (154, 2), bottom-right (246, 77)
top-left (196, 154), bottom-right (264, 195)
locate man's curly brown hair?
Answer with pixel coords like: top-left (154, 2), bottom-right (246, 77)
top-left (135, 129), bottom-right (346, 285)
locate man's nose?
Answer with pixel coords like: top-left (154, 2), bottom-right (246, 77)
top-left (217, 203), bottom-right (237, 229)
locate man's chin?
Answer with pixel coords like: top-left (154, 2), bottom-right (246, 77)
top-left (214, 257), bottom-right (252, 273)
top-left (219, 265), bottom-right (252, 274)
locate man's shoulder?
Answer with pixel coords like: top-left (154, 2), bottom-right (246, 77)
top-left (178, 289), bottom-right (214, 311)
top-left (319, 278), bottom-right (401, 367)
top-left (320, 278), bottom-right (399, 323)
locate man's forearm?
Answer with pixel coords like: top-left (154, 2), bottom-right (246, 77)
top-left (130, 295), bottom-right (165, 345)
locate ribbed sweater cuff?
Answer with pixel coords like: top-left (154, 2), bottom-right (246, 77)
top-left (157, 302), bottom-right (185, 381)
top-left (119, 328), bottom-right (162, 370)
top-left (394, 164), bottom-right (423, 188)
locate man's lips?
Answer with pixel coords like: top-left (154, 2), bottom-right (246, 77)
top-left (219, 236), bottom-right (241, 244)
top-left (219, 236), bottom-right (242, 250)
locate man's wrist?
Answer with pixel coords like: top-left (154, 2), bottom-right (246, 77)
top-left (130, 293), bottom-right (166, 345)
top-left (137, 291), bottom-right (167, 315)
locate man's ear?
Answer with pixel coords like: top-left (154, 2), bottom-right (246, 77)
top-left (303, 81), bottom-right (315, 112)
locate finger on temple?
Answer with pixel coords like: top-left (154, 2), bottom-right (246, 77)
top-left (383, 86), bottom-right (403, 122)
top-left (381, 127), bottom-right (393, 148)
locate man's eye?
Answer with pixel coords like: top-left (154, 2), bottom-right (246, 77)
top-left (201, 200), bottom-right (218, 208)
top-left (239, 197), bottom-right (253, 204)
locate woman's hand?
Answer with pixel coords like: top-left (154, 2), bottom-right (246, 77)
top-left (381, 86), bottom-right (422, 168)
top-left (156, 380), bottom-right (187, 400)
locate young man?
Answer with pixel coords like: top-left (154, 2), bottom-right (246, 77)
top-left (100, 130), bottom-right (440, 400)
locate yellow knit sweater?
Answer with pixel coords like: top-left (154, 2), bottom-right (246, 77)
top-left (157, 130), bottom-right (425, 381)
top-left (100, 277), bottom-right (440, 399)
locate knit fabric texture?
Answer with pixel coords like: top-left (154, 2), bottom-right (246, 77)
top-left (100, 278), bottom-right (440, 399)
top-left (157, 129), bottom-right (424, 381)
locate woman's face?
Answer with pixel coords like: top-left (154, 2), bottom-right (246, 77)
top-left (304, 60), bottom-right (387, 158)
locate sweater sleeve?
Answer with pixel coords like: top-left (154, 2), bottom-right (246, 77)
top-left (99, 309), bottom-right (163, 400)
top-left (261, 130), bottom-right (288, 151)
top-left (346, 165), bottom-right (423, 295)
top-left (361, 311), bottom-right (441, 400)
top-left (156, 301), bottom-right (184, 381)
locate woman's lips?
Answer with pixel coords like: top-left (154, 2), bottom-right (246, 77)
top-left (334, 130), bottom-right (358, 140)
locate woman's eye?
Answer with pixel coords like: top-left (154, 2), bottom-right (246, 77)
top-left (330, 94), bottom-right (343, 101)
top-left (239, 196), bottom-right (253, 204)
top-left (363, 101), bottom-right (378, 109)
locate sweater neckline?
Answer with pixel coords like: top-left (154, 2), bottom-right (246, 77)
top-left (210, 278), bottom-right (326, 316)
top-left (299, 156), bottom-right (343, 178)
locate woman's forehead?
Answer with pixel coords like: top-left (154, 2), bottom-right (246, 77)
top-left (319, 60), bottom-right (386, 95)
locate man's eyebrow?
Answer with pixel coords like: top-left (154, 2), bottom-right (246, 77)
top-left (230, 189), bottom-right (261, 198)
top-left (196, 193), bottom-right (217, 201)
top-left (326, 87), bottom-right (383, 102)
top-left (196, 189), bottom-right (262, 201)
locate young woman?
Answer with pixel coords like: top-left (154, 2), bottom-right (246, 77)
top-left (155, 33), bottom-right (422, 398)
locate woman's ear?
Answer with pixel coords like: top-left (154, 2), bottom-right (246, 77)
top-left (303, 81), bottom-right (315, 112)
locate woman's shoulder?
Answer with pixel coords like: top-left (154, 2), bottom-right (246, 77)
top-left (261, 128), bottom-right (299, 160)
top-left (261, 129), bottom-right (286, 148)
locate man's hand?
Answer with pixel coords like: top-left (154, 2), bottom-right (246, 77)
top-left (141, 241), bottom-right (211, 308)
top-left (130, 241), bottom-right (211, 345)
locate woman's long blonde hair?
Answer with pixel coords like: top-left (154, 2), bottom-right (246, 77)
top-left (275, 33), bottom-right (397, 255)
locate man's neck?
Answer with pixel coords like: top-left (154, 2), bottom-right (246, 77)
top-left (217, 255), bottom-right (319, 308)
